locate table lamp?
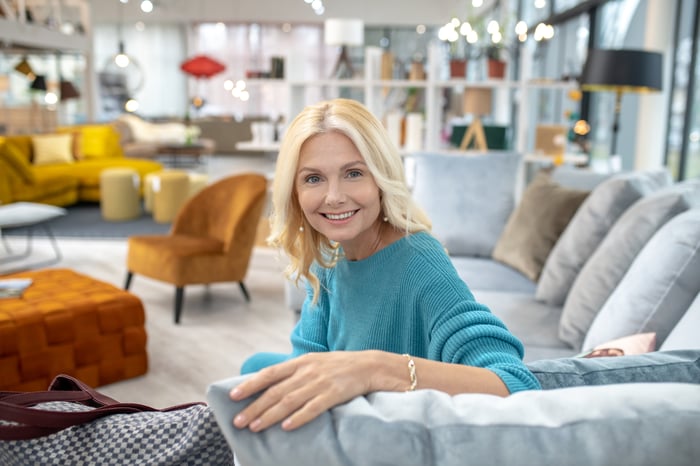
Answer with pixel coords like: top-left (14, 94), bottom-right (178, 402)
top-left (459, 87), bottom-right (492, 151)
top-left (579, 48), bottom-right (662, 156)
top-left (324, 18), bottom-right (364, 78)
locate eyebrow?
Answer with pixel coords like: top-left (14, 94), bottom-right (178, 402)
top-left (297, 160), bottom-right (367, 174)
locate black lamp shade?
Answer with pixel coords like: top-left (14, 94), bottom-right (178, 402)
top-left (30, 75), bottom-right (47, 91)
top-left (580, 49), bottom-right (662, 93)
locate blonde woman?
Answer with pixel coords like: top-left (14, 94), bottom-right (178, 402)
top-left (232, 99), bottom-right (540, 433)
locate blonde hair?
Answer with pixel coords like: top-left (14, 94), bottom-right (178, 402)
top-left (268, 98), bottom-right (431, 302)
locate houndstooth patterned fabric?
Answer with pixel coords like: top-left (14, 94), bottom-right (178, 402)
top-left (0, 402), bottom-right (235, 465)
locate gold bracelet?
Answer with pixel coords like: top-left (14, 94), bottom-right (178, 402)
top-left (402, 354), bottom-right (417, 391)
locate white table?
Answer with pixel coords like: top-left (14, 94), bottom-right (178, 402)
top-left (0, 202), bottom-right (67, 271)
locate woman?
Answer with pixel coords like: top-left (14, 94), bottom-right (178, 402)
top-left (231, 98), bottom-right (540, 433)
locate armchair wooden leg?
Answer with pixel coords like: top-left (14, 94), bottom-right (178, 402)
top-left (239, 282), bottom-right (250, 302)
top-left (124, 272), bottom-right (133, 290)
top-left (174, 286), bottom-right (184, 324)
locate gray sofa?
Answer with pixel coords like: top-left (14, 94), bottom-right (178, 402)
top-left (214, 152), bottom-right (700, 465)
top-left (287, 151), bottom-right (700, 361)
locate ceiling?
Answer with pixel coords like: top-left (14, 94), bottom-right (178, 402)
top-left (88, 0), bottom-right (499, 27)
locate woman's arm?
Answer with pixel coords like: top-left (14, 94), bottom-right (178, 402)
top-left (230, 349), bottom-right (510, 433)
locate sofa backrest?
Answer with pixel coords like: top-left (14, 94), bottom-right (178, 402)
top-left (660, 292), bottom-right (700, 351)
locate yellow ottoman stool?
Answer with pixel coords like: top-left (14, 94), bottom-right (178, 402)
top-left (188, 173), bottom-right (209, 198)
top-left (152, 170), bottom-right (190, 223)
top-left (100, 168), bottom-right (141, 221)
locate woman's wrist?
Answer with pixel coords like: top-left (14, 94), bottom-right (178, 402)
top-left (364, 350), bottom-right (419, 393)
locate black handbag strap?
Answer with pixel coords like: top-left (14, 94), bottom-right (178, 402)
top-left (0, 374), bottom-right (205, 441)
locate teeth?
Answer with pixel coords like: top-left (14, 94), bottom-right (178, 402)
top-left (325, 211), bottom-right (354, 220)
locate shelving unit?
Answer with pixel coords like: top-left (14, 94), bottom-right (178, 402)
top-left (242, 42), bottom-right (578, 155)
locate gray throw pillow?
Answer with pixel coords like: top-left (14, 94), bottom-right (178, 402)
top-left (406, 151), bottom-right (521, 258)
top-left (660, 293), bottom-right (700, 351)
top-left (559, 180), bottom-right (700, 350)
top-left (491, 172), bottom-right (589, 281)
top-left (536, 169), bottom-right (672, 306)
top-left (582, 209), bottom-right (700, 350)
top-left (527, 349), bottom-right (700, 389)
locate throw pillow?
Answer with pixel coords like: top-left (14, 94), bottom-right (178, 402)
top-left (527, 349), bottom-right (700, 389)
top-left (491, 172), bottom-right (588, 281)
top-left (578, 333), bottom-right (657, 358)
top-left (406, 152), bottom-right (522, 257)
top-left (31, 133), bottom-right (75, 165)
top-left (0, 143), bottom-right (35, 183)
top-left (582, 209), bottom-right (700, 350)
top-left (659, 292), bottom-right (700, 351)
top-left (536, 169), bottom-right (672, 306)
top-left (558, 180), bottom-right (700, 350)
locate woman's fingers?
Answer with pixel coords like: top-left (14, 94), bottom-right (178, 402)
top-left (230, 351), bottom-right (378, 431)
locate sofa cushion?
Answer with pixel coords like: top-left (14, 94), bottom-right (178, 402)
top-left (492, 172), bottom-right (588, 281)
top-left (471, 290), bottom-right (566, 354)
top-left (450, 256), bottom-right (536, 294)
top-left (527, 349), bottom-right (700, 389)
top-left (660, 293), bottom-right (700, 351)
top-left (582, 209), bottom-right (700, 350)
top-left (207, 356), bottom-right (700, 466)
top-left (31, 133), bottom-right (75, 165)
top-left (536, 169), bottom-right (672, 306)
top-left (406, 152), bottom-right (522, 258)
top-left (559, 180), bottom-right (700, 350)
top-left (0, 142), bottom-right (35, 183)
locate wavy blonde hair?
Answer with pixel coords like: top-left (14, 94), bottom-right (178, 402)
top-left (268, 98), bottom-right (431, 302)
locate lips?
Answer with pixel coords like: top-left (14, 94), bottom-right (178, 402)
top-left (323, 210), bottom-right (357, 220)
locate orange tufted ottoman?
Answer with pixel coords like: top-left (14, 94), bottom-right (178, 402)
top-left (0, 268), bottom-right (148, 392)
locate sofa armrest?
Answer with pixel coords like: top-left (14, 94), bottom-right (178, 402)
top-left (208, 351), bottom-right (700, 466)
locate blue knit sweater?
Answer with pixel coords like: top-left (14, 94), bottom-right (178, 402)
top-left (242, 232), bottom-right (540, 393)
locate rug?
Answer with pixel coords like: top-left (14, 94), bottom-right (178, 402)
top-left (2, 203), bottom-right (171, 239)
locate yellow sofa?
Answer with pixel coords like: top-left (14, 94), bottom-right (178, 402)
top-left (0, 125), bottom-right (163, 206)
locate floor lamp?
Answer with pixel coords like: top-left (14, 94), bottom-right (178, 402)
top-left (579, 48), bottom-right (662, 156)
top-left (324, 18), bottom-right (364, 79)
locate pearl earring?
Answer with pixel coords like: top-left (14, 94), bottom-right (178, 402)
top-left (383, 216), bottom-right (388, 222)
top-left (299, 225), bottom-right (304, 232)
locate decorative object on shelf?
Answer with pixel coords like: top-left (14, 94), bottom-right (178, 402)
top-left (579, 48), bottom-right (663, 156)
top-left (459, 87), bottom-right (492, 150)
top-left (59, 80), bottom-right (80, 101)
top-left (534, 124), bottom-right (569, 161)
top-left (404, 113), bottom-right (424, 152)
top-left (486, 45), bottom-right (506, 79)
top-left (14, 57), bottom-right (35, 78)
top-left (324, 18), bottom-right (364, 79)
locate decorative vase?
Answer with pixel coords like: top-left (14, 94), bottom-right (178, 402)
top-left (449, 59), bottom-right (467, 78)
top-left (487, 59), bottom-right (506, 79)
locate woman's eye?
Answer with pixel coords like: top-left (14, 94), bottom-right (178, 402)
top-left (305, 175), bottom-right (321, 184)
top-left (347, 170), bottom-right (362, 178)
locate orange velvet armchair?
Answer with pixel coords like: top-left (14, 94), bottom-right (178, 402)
top-left (124, 173), bottom-right (268, 324)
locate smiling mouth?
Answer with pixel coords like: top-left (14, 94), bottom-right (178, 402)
top-left (323, 210), bottom-right (357, 220)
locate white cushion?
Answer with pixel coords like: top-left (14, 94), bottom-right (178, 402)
top-left (582, 209), bottom-right (700, 350)
top-left (536, 169), bottom-right (672, 306)
top-left (559, 180), bottom-right (700, 350)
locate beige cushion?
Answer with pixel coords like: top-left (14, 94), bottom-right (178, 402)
top-left (492, 173), bottom-right (589, 281)
top-left (32, 134), bottom-right (75, 165)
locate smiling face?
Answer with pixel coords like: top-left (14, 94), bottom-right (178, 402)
top-left (295, 131), bottom-right (385, 260)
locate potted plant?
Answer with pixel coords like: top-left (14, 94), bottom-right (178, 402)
top-left (486, 45), bottom-right (507, 79)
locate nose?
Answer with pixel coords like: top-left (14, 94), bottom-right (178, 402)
top-left (324, 179), bottom-right (346, 206)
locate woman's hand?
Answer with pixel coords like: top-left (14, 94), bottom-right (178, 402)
top-left (230, 350), bottom-right (396, 432)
